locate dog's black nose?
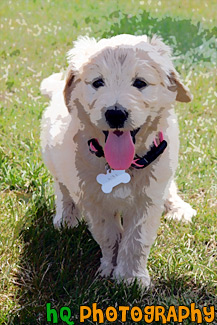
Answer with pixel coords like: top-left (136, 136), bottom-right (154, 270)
top-left (105, 105), bottom-right (128, 128)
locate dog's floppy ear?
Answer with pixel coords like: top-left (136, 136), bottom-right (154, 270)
top-left (149, 36), bottom-right (192, 103)
top-left (168, 71), bottom-right (193, 103)
top-left (63, 67), bottom-right (76, 111)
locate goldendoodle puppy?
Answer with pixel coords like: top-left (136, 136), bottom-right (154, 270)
top-left (41, 34), bottom-right (196, 286)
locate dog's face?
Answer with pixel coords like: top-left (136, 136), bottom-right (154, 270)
top-left (64, 35), bottom-right (192, 170)
top-left (79, 46), bottom-right (174, 131)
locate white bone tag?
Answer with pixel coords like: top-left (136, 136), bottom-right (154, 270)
top-left (96, 170), bottom-right (131, 194)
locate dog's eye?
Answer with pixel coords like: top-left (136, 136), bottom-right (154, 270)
top-left (133, 78), bottom-right (147, 89)
top-left (92, 78), bottom-right (105, 89)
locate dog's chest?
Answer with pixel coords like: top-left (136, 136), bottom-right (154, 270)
top-left (111, 184), bottom-right (132, 199)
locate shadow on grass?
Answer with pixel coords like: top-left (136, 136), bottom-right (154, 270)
top-left (9, 198), bottom-right (101, 324)
top-left (9, 197), bottom-right (216, 324)
top-left (100, 10), bottom-right (216, 69)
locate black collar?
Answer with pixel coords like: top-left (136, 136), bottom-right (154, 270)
top-left (88, 134), bottom-right (167, 170)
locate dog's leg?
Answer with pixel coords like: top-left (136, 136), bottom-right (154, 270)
top-left (88, 211), bottom-right (123, 277)
top-left (53, 181), bottom-right (80, 229)
top-left (113, 203), bottom-right (163, 287)
top-left (164, 180), bottom-right (196, 222)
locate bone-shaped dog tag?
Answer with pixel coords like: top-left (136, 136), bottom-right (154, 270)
top-left (96, 170), bottom-right (131, 194)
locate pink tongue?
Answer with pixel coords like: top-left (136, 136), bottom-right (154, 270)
top-left (104, 131), bottom-right (135, 170)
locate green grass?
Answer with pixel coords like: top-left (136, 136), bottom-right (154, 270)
top-left (0, 0), bottom-right (216, 324)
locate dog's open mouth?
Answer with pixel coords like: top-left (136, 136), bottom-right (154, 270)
top-left (88, 129), bottom-right (167, 171)
top-left (103, 128), bottom-right (140, 170)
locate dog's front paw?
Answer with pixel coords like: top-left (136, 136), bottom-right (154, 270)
top-left (53, 214), bottom-right (63, 229)
top-left (113, 268), bottom-right (151, 287)
top-left (165, 199), bottom-right (196, 222)
top-left (96, 258), bottom-right (114, 277)
top-left (125, 275), bottom-right (151, 288)
top-left (53, 214), bottom-right (79, 229)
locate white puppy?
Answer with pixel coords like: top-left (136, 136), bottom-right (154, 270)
top-left (41, 34), bottom-right (196, 286)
